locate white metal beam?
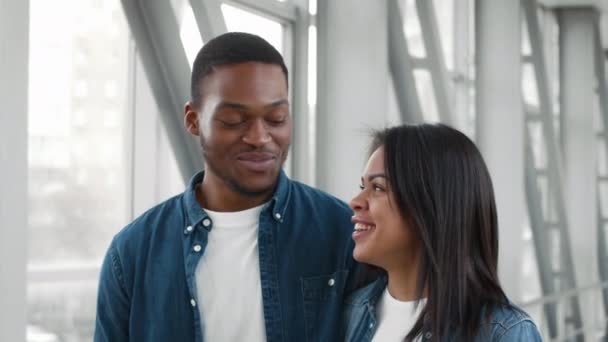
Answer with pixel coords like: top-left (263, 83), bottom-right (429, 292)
top-left (558, 8), bottom-right (600, 337)
top-left (523, 0), bottom-right (584, 337)
top-left (387, 0), bottom-right (424, 123)
top-left (594, 14), bottom-right (608, 319)
top-left (452, 0), bottom-right (472, 134)
top-left (0, 0), bottom-right (28, 340)
top-left (540, 0), bottom-right (602, 8)
top-left (316, 0), bottom-right (390, 200)
top-left (474, 0), bottom-right (525, 303)
top-left (416, 0), bottom-right (454, 126)
top-left (189, 0), bottom-right (227, 42)
top-left (121, 0), bottom-right (203, 183)
top-left (290, 0), bottom-right (312, 184)
top-left (229, 0), bottom-right (297, 22)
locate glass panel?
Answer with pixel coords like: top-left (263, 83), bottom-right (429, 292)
top-left (308, 25), bottom-right (317, 107)
top-left (523, 63), bottom-right (540, 107)
top-left (387, 78), bottom-right (402, 126)
top-left (27, 0), bottom-right (130, 340)
top-left (520, 224), bottom-right (542, 305)
top-left (157, 122), bottom-right (187, 201)
top-left (522, 13), bottom-right (532, 57)
top-left (179, 2), bottom-right (204, 68)
top-left (601, 182), bottom-right (608, 216)
top-left (309, 0), bottom-right (317, 16)
top-left (413, 70), bottom-right (439, 122)
top-left (28, 0), bottom-right (130, 265)
top-left (130, 50), bottom-right (185, 213)
top-left (222, 3), bottom-right (284, 53)
top-left (433, 0), bottom-right (454, 70)
top-left (598, 139), bottom-right (607, 177)
top-left (528, 121), bottom-right (547, 170)
top-left (28, 280), bottom-right (98, 341)
top-left (538, 175), bottom-right (549, 220)
top-left (403, 0), bottom-right (426, 58)
top-left (308, 24), bottom-right (317, 184)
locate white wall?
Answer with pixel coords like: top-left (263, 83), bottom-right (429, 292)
top-left (475, 0), bottom-right (526, 300)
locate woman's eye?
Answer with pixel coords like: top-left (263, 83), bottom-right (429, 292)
top-left (372, 184), bottom-right (385, 192)
top-left (358, 183), bottom-right (384, 192)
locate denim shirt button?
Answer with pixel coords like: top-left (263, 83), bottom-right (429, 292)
top-left (369, 323), bottom-right (374, 329)
top-left (202, 218), bottom-right (211, 227)
top-left (193, 245), bottom-right (202, 252)
top-left (274, 213), bottom-right (281, 220)
top-left (185, 226), bottom-right (193, 233)
top-left (424, 332), bottom-right (432, 339)
top-left (327, 278), bottom-right (335, 286)
top-left (190, 299), bottom-right (196, 307)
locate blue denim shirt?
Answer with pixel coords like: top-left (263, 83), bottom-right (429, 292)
top-left (343, 277), bottom-right (543, 342)
top-left (94, 170), bottom-right (357, 342)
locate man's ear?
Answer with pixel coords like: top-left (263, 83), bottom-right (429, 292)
top-left (184, 101), bottom-right (201, 136)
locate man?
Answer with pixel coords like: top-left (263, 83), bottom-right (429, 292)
top-left (94, 32), bottom-right (357, 342)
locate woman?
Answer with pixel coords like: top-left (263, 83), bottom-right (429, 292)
top-left (344, 124), bottom-right (541, 341)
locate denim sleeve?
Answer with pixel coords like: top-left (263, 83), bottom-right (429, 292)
top-left (344, 238), bottom-right (359, 295)
top-left (94, 240), bottom-right (130, 342)
top-left (498, 320), bottom-right (543, 341)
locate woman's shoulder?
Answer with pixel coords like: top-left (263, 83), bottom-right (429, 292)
top-left (479, 303), bottom-right (542, 341)
top-left (344, 276), bottom-right (387, 307)
top-left (485, 303), bottom-right (533, 326)
top-left (342, 276), bottom-right (389, 342)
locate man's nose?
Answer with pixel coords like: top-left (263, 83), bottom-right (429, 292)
top-left (242, 119), bottom-right (271, 147)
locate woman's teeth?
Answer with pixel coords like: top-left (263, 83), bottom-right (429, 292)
top-left (354, 223), bottom-right (375, 231)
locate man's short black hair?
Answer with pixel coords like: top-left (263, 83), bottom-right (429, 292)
top-left (190, 32), bottom-right (288, 106)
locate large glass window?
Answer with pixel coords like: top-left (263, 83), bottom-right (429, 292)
top-left (221, 3), bottom-right (284, 52)
top-left (27, 0), bottom-right (130, 340)
top-left (398, 0), bottom-right (476, 135)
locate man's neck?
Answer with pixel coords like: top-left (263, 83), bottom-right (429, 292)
top-left (196, 173), bottom-right (274, 212)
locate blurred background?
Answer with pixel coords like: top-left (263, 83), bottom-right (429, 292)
top-left (2, 0), bottom-right (608, 340)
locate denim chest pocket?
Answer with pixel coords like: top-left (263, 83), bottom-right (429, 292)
top-left (301, 270), bottom-right (348, 341)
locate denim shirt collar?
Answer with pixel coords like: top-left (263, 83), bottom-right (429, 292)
top-left (346, 275), bottom-right (388, 307)
top-left (268, 169), bottom-right (291, 222)
top-left (345, 275), bottom-right (437, 341)
top-left (183, 169), bottom-right (292, 228)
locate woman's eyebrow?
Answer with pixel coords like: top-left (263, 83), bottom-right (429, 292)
top-left (367, 173), bottom-right (387, 182)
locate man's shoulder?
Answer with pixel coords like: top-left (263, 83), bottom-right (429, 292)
top-left (112, 193), bottom-right (184, 248)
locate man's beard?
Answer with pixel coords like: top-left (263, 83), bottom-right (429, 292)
top-left (201, 140), bottom-right (288, 198)
top-left (204, 153), bottom-right (274, 197)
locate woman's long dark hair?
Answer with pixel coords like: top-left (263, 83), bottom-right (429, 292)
top-left (362, 123), bottom-right (508, 341)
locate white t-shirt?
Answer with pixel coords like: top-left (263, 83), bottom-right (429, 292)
top-left (371, 288), bottom-right (425, 342)
top-left (195, 204), bottom-right (266, 342)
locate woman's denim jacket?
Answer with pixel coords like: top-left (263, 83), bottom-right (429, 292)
top-left (343, 276), bottom-right (543, 341)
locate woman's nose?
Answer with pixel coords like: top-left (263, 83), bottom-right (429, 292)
top-left (349, 191), bottom-right (367, 211)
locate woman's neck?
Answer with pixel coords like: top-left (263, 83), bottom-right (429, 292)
top-left (384, 253), bottom-right (424, 302)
